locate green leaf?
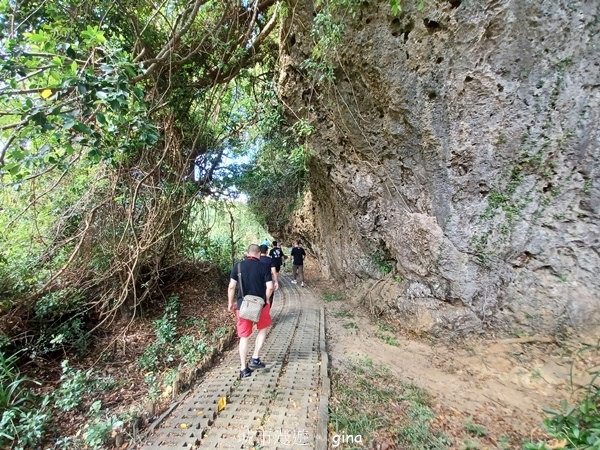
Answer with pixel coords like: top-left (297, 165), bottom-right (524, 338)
top-left (3, 163), bottom-right (21, 176)
top-left (10, 148), bottom-right (26, 160)
top-left (73, 122), bottom-right (92, 135)
top-left (24, 31), bottom-right (47, 43)
top-left (81, 25), bottom-right (106, 46)
top-left (87, 148), bottom-right (102, 162)
top-left (96, 113), bottom-right (107, 125)
top-left (66, 46), bottom-right (77, 59)
top-left (60, 114), bottom-right (76, 130)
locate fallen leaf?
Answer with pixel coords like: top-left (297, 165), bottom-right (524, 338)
top-left (180, 423), bottom-right (187, 429)
top-left (218, 396), bottom-right (226, 412)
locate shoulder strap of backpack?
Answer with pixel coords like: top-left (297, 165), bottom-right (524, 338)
top-left (237, 262), bottom-right (244, 297)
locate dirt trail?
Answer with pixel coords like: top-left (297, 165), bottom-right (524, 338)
top-left (300, 260), bottom-right (599, 448)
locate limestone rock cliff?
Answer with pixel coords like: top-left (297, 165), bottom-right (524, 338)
top-left (279, 0), bottom-right (600, 336)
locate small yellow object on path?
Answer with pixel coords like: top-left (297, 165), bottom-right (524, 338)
top-left (217, 396), bottom-right (226, 412)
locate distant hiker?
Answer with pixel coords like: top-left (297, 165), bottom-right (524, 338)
top-left (261, 237), bottom-right (270, 247)
top-left (269, 241), bottom-right (284, 273)
top-left (259, 244), bottom-right (279, 305)
top-left (290, 240), bottom-right (306, 287)
top-left (228, 244), bottom-right (273, 379)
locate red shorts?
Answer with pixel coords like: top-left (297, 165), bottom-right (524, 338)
top-left (236, 303), bottom-right (272, 338)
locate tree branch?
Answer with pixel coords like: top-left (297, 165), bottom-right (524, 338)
top-left (198, 2), bottom-right (280, 88)
top-left (131, 0), bottom-right (209, 82)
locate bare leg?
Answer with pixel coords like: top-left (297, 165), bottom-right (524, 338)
top-left (239, 337), bottom-right (249, 370)
top-left (298, 265), bottom-right (304, 284)
top-left (252, 327), bottom-right (268, 359)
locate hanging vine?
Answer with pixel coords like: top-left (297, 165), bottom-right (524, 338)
top-left (0, 0), bottom-right (283, 341)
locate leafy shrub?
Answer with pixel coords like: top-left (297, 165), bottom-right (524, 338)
top-left (137, 295), bottom-right (218, 373)
top-left (0, 216), bottom-right (47, 302)
top-left (137, 343), bottom-right (163, 372)
top-left (137, 296), bottom-right (181, 371)
top-left (524, 398), bottom-right (600, 449)
top-left (176, 335), bottom-right (212, 366)
top-left (32, 288), bottom-right (89, 356)
top-left (0, 351), bottom-right (49, 450)
top-left (144, 374), bottom-right (161, 401)
top-left (235, 127), bottom-right (308, 236)
top-left (82, 401), bottom-right (123, 450)
top-left (153, 316), bottom-right (177, 345)
top-left (525, 346), bottom-right (600, 449)
top-left (54, 360), bottom-right (94, 412)
top-left (212, 326), bottom-right (229, 340)
top-left (138, 333), bottom-right (213, 371)
top-left (0, 352), bottom-right (32, 412)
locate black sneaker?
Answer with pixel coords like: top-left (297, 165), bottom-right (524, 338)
top-left (239, 367), bottom-right (253, 378)
top-left (249, 358), bottom-right (265, 369)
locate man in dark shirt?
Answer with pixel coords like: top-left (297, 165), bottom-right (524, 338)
top-left (228, 244), bottom-right (273, 378)
top-left (290, 240), bottom-right (306, 287)
top-left (259, 245), bottom-right (279, 305)
top-left (268, 241), bottom-right (284, 273)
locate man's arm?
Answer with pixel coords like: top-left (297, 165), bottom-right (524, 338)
top-left (227, 279), bottom-right (237, 312)
top-left (265, 280), bottom-right (274, 301)
top-left (271, 267), bottom-right (279, 291)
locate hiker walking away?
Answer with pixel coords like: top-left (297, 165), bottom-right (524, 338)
top-left (290, 240), bottom-right (306, 287)
top-left (228, 244), bottom-right (274, 378)
top-left (259, 244), bottom-right (279, 305)
top-left (269, 241), bottom-right (284, 273)
top-left (261, 237), bottom-right (270, 247)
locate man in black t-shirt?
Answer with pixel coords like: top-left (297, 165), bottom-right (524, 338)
top-left (290, 240), bottom-right (306, 287)
top-left (269, 241), bottom-right (284, 272)
top-left (228, 244), bottom-right (273, 379)
top-left (259, 245), bottom-right (279, 305)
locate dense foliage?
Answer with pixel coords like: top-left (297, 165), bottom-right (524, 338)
top-left (236, 129), bottom-right (308, 233)
top-left (0, 1), bottom-right (294, 446)
top-left (0, 0), bottom-right (283, 331)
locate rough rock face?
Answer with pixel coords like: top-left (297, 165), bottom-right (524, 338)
top-left (279, 0), bottom-right (600, 336)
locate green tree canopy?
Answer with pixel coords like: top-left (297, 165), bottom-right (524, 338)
top-left (0, 0), bottom-right (285, 329)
